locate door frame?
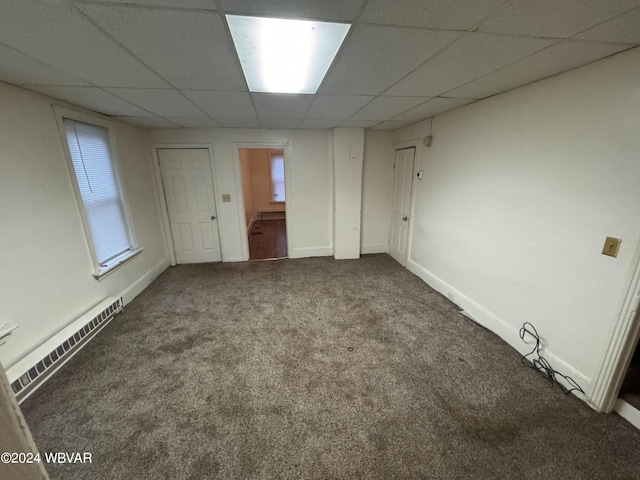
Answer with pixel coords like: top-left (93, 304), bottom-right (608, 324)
top-left (591, 237), bottom-right (640, 412)
top-left (232, 142), bottom-right (292, 261)
top-left (388, 140), bottom-right (419, 266)
top-left (150, 144), bottom-right (220, 266)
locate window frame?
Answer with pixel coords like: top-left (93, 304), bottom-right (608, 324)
top-left (54, 106), bottom-right (142, 280)
top-left (268, 150), bottom-right (286, 204)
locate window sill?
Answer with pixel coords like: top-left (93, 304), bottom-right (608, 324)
top-left (93, 248), bottom-right (143, 281)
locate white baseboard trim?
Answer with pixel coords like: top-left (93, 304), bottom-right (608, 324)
top-left (406, 258), bottom-right (593, 399)
top-left (361, 243), bottom-right (388, 254)
top-left (289, 246), bottom-right (333, 259)
top-left (615, 399), bottom-right (640, 429)
top-left (120, 258), bottom-right (170, 306)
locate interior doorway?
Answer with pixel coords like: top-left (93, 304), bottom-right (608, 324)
top-left (388, 147), bottom-right (416, 266)
top-left (619, 341), bottom-right (640, 407)
top-left (239, 148), bottom-right (288, 260)
top-left (615, 314), bottom-right (640, 428)
top-left (157, 148), bottom-right (222, 264)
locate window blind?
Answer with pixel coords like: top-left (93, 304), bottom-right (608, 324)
top-left (63, 119), bottom-right (132, 265)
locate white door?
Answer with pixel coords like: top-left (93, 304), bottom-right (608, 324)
top-left (388, 147), bottom-right (415, 266)
top-left (158, 148), bottom-right (222, 264)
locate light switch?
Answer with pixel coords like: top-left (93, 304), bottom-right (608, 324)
top-left (602, 237), bottom-right (621, 258)
top-left (222, 194), bottom-right (231, 203)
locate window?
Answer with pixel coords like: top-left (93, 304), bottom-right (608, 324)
top-left (270, 152), bottom-right (286, 202)
top-left (61, 116), bottom-right (139, 277)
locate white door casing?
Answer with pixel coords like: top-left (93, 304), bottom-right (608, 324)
top-left (158, 148), bottom-right (222, 264)
top-left (388, 147), bottom-right (415, 266)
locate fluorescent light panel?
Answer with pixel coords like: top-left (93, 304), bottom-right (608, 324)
top-left (226, 15), bottom-right (350, 94)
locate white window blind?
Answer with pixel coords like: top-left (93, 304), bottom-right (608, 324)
top-left (63, 119), bottom-right (133, 266)
top-left (270, 153), bottom-right (285, 202)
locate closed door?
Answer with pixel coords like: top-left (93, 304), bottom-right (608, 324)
top-left (388, 147), bottom-right (415, 266)
top-left (158, 148), bottom-right (222, 264)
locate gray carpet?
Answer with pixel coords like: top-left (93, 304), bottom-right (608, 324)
top-left (21, 255), bottom-right (640, 479)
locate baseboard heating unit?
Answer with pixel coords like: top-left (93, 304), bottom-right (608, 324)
top-left (259, 210), bottom-right (286, 220)
top-left (7, 297), bottom-right (123, 403)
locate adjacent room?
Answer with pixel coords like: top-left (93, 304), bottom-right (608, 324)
top-left (1, 1), bottom-right (640, 479)
top-left (239, 148), bottom-right (289, 260)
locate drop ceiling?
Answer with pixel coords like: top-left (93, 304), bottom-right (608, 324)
top-left (0, 0), bottom-right (638, 130)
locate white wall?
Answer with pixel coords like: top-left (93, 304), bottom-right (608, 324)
top-left (394, 47), bottom-right (640, 402)
top-left (361, 131), bottom-right (394, 254)
top-left (0, 82), bottom-right (168, 369)
top-left (333, 128), bottom-right (364, 259)
top-left (147, 128), bottom-right (333, 260)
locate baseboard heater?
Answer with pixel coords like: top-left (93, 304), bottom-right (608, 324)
top-left (7, 297), bottom-right (123, 403)
top-left (259, 210), bottom-right (286, 220)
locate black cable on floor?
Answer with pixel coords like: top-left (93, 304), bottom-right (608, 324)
top-left (519, 322), bottom-right (584, 395)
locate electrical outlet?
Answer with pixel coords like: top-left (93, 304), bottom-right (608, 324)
top-left (222, 194), bottom-right (231, 203)
top-left (602, 236), bottom-right (622, 258)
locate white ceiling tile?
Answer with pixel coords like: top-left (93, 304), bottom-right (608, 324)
top-left (107, 88), bottom-right (204, 116)
top-left (116, 116), bottom-right (181, 128)
top-left (575, 7), bottom-right (640, 44)
top-left (216, 118), bottom-right (261, 128)
top-left (2, 0), bottom-right (636, 129)
top-left (219, 0), bottom-right (362, 21)
top-left (480, 0), bottom-right (639, 38)
top-left (305, 95), bottom-right (374, 120)
top-left (349, 96), bottom-right (430, 121)
top-left (385, 33), bottom-right (553, 97)
top-left (393, 97), bottom-right (475, 122)
top-left (252, 94), bottom-right (313, 119)
top-left (100, 0), bottom-right (217, 9)
top-left (0, 1), bottom-right (166, 88)
top-left (446, 40), bottom-right (631, 99)
top-left (259, 118), bottom-right (302, 129)
top-left (371, 121), bottom-right (413, 130)
top-left (183, 91), bottom-right (255, 118)
top-left (25, 86), bottom-right (152, 116)
top-left (339, 120), bottom-right (380, 128)
top-left (165, 117), bottom-right (221, 128)
top-left (319, 25), bottom-right (461, 95)
top-left (0, 44), bottom-right (89, 87)
top-left (79, 6), bottom-right (245, 90)
top-left (360, 0), bottom-right (507, 29)
top-left (299, 119), bottom-right (342, 129)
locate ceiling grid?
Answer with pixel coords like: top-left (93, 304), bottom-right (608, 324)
top-left (0, 0), bottom-right (637, 130)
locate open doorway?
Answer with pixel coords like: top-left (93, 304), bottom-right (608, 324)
top-left (619, 341), bottom-right (640, 408)
top-left (239, 148), bottom-right (288, 260)
top-left (615, 318), bottom-right (640, 427)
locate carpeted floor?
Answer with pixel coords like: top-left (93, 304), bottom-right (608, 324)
top-left (21, 255), bottom-right (640, 479)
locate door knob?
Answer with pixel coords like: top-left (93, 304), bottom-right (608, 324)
top-left (402, 216), bottom-right (408, 221)
top-left (211, 215), bottom-right (217, 220)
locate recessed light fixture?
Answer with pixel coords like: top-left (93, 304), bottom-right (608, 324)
top-left (226, 15), bottom-right (351, 94)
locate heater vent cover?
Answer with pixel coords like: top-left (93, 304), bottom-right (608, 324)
top-left (7, 297), bottom-right (122, 402)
